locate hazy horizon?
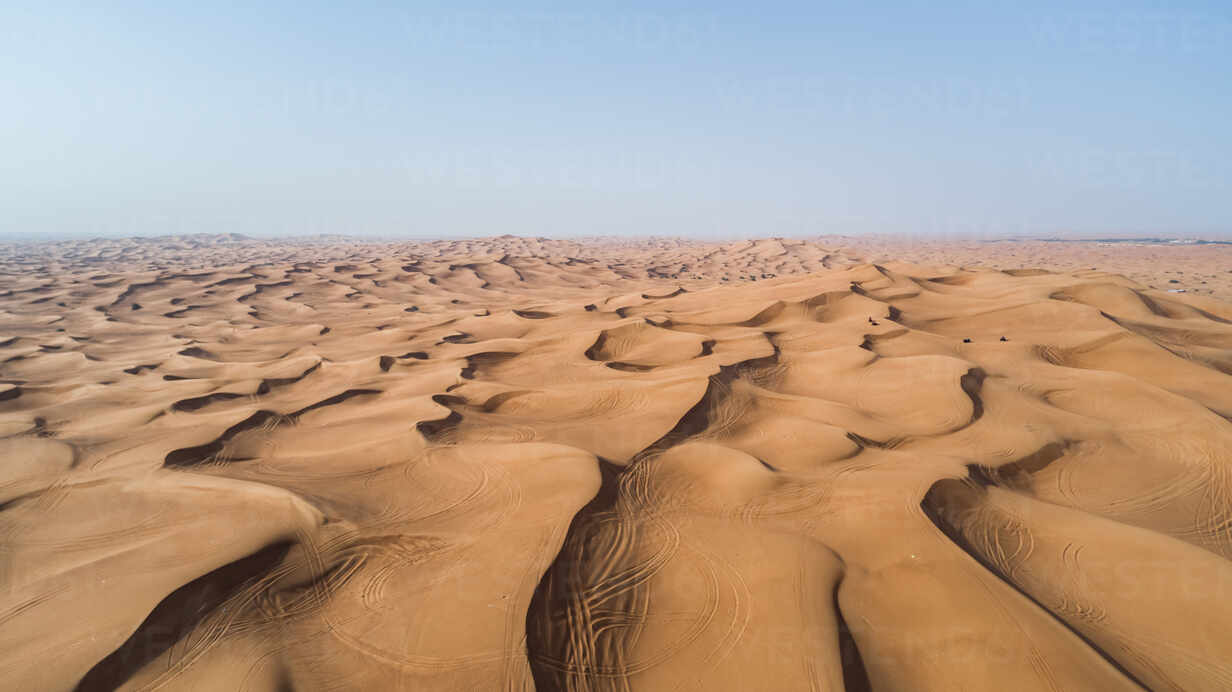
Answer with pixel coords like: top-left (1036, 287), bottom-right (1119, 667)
top-left (6, 228), bottom-right (1232, 247)
top-left (5, 1), bottom-right (1230, 239)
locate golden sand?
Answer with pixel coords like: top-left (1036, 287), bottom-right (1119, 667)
top-left (2, 234), bottom-right (1230, 690)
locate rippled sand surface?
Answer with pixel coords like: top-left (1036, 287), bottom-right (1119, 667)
top-left (2, 234), bottom-right (1231, 691)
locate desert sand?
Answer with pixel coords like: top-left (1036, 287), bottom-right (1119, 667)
top-left (1, 233), bottom-right (1231, 691)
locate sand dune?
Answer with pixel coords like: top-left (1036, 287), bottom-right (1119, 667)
top-left (1, 234), bottom-right (1231, 691)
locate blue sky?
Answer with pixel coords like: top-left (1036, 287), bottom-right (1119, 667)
top-left (3, 1), bottom-right (1230, 239)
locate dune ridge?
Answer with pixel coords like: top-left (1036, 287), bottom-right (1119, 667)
top-left (1, 235), bottom-right (1231, 691)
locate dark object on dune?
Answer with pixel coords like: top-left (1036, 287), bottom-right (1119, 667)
top-left (963, 338), bottom-right (972, 343)
top-left (1000, 336), bottom-right (1008, 342)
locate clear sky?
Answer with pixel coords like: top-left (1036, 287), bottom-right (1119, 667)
top-left (3, 1), bottom-right (1230, 239)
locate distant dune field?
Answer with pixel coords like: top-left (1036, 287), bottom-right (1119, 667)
top-left (2, 234), bottom-right (1231, 691)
